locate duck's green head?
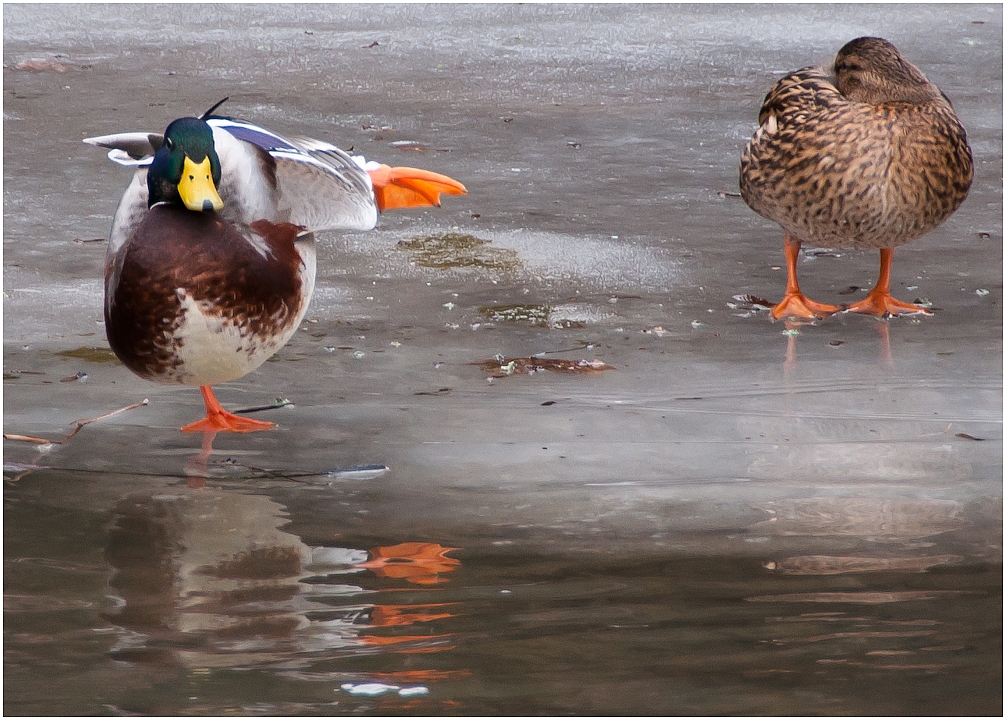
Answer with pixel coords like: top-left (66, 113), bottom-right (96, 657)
top-left (147, 117), bottom-right (224, 211)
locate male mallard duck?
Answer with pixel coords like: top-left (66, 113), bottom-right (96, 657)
top-left (740, 37), bottom-right (973, 320)
top-left (85, 100), bottom-right (466, 433)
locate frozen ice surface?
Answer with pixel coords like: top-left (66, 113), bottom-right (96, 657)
top-left (3, 2), bottom-right (1001, 545)
top-left (2, 6), bottom-right (1002, 714)
top-left (3, 4), bottom-right (1001, 715)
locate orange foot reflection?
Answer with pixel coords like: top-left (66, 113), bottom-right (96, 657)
top-left (184, 431), bottom-right (218, 488)
top-left (372, 669), bottom-right (471, 683)
top-left (359, 633), bottom-right (455, 653)
top-left (371, 603), bottom-right (456, 627)
top-left (356, 544), bottom-right (462, 654)
top-left (359, 542), bottom-right (461, 585)
top-left (782, 321), bottom-right (800, 374)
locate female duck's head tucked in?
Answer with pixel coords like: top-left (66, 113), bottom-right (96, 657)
top-left (740, 37), bottom-right (973, 321)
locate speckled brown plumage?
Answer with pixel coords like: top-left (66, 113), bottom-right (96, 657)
top-left (105, 204), bottom-right (306, 383)
top-left (739, 37), bottom-right (973, 319)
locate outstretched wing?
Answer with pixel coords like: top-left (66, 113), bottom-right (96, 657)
top-left (86, 118), bottom-right (379, 233)
top-left (208, 117), bottom-right (378, 232)
top-left (83, 131), bottom-right (162, 166)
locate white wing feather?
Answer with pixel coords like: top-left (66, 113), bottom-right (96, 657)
top-left (86, 120), bottom-right (378, 236)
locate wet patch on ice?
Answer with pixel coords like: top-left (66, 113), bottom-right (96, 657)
top-left (479, 229), bottom-right (681, 292)
top-left (342, 227), bottom-right (682, 293)
top-left (397, 232), bottom-right (521, 270)
top-left (474, 355), bottom-right (614, 378)
top-left (549, 302), bottom-right (616, 326)
top-left (478, 302), bottom-right (615, 328)
top-left (478, 303), bottom-right (551, 325)
top-left (52, 347), bottom-right (119, 363)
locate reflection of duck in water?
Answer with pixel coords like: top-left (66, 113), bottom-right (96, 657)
top-left (104, 492), bottom-right (319, 666)
top-left (740, 37), bottom-right (973, 321)
top-left (103, 492), bottom-right (461, 672)
top-left (86, 102), bottom-right (466, 432)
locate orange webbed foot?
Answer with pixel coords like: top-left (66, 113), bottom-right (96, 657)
top-left (844, 291), bottom-right (933, 319)
top-left (845, 248), bottom-right (931, 318)
top-left (181, 386), bottom-right (276, 433)
top-left (181, 412), bottom-right (275, 434)
top-left (771, 292), bottom-right (841, 321)
top-left (368, 164), bottom-right (467, 211)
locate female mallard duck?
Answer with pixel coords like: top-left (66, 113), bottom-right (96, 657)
top-left (740, 37), bottom-right (973, 320)
top-left (85, 100), bottom-right (466, 433)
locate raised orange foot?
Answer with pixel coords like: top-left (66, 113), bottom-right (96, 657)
top-left (367, 165), bottom-right (467, 211)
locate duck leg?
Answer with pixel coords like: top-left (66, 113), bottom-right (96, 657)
top-left (180, 386), bottom-right (275, 433)
top-left (771, 234), bottom-right (841, 321)
top-left (845, 248), bottom-right (932, 318)
top-left (367, 165), bottom-right (467, 211)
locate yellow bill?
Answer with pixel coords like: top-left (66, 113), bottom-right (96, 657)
top-left (177, 156), bottom-right (224, 212)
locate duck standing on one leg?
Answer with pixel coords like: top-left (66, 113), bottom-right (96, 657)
top-left (86, 100), bottom-right (466, 433)
top-left (739, 37), bottom-right (973, 321)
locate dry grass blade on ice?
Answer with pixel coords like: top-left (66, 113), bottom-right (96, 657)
top-left (3, 398), bottom-right (149, 446)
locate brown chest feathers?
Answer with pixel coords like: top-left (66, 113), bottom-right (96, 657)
top-left (105, 205), bottom-right (307, 381)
